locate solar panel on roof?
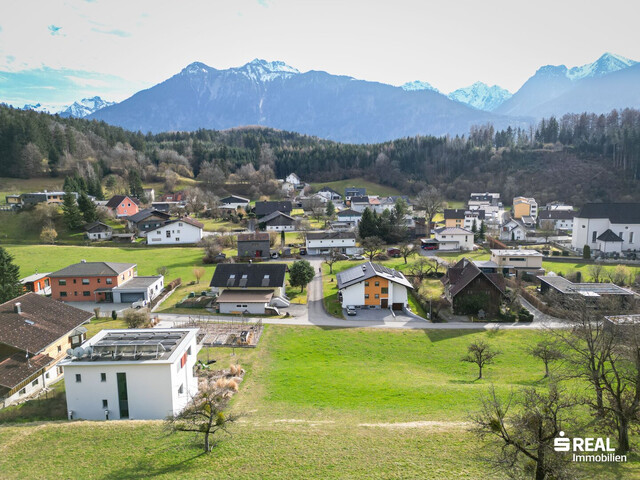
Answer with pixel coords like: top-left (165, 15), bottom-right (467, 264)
top-left (339, 268), bottom-right (365, 283)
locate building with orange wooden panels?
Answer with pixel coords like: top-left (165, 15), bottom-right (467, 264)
top-left (336, 262), bottom-right (413, 311)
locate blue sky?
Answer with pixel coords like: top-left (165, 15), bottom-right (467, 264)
top-left (0, 0), bottom-right (638, 109)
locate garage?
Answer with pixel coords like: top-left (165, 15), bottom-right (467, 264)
top-left (119, 292), bottom-right (145, 303)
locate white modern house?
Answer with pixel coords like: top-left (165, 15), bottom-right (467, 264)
top-left (538, 210), bottom-right (574, 231)
top-left (219, 195), bottom-right (250, 210)
top-left (317, 187), bottom-right (342, 203)
top-left (336, 262), bottom-right (413, 310)
top-left (490, 249), bottom-right (544, 274)
top-left (499, 218), bottom-right (529, 241)
top-left (110, 276), bottom-right (164, 304)
top-left (433, 227), bottom-right (474, 251)
top-left (571, 203), bottom-right (640, 254)
top-left (146, 217), bottom-right (204, 245)
top-left (61, 328), bottom-right (200, 420)
top-left (468, 192), bottom-right (504, 223)
top-left (306, 232), bottom-right (359, 255)
top-left (286, 173), bottom-right (302, 186)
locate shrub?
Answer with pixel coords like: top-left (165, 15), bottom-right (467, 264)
top-left (123, 308), bottom-right (150, 328)
top-left (111, 310), bottom-right (117, 320)
top-left (552, 251), bottom-right (560, 256)
top-left (583, 245), bottom-right (591, 259)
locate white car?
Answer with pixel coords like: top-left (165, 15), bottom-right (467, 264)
top-left (346, 306), bottom-right (357, 316)
top-left (350, 255), bottom-right (365, 260)
top-left (132, 299), bottom-right (148, 309)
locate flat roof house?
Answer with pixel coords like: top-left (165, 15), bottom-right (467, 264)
top-left (306, 231), bottom-right (358, 255)
top-left (60, 328), bottom-right (200, 420)
top-left (337, 262), bottom-right (413, 311)
top-left (539, 276), bottom-right (635, 305)
top-left (210, 263), bottom-right (289, 314)
top-left (0, 293), bottom-right (93, 407)
top-left (20, 272), bottom-right (52, 296)
top-left (490, 249), bottom-right (544, 275)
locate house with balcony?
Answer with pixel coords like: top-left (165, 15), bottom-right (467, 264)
top-left (337, 262), bottom-right (413, 311)
top-left (513, 196), bottom-right (538, 220)
top-left (305, 232), bottom-right (358, 255)
top-left (0, 293), bottom-right (93, 407)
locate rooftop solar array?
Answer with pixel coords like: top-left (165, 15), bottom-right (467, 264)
top-left (78, 331), bottom-right (189, 362)
top-left (540, 276), bottom-right (634, 296)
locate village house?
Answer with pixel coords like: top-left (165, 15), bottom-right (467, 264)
top-left (306, 231), bottom-right (358, 255)
top-left (20, 272), bottom-right (52, 296)
top-left (146, 217), bottom-right (204, 245)
top-left (105, 195), bottom-right (140, 218)
top-left (468, 192), bottom-right (503, 223)
top-left (538, 210), bottom-right (574, 231)
top-left (209, 263), bottom-right (289, 314)
top-left (61, 328), bottom-right (200, 420)
top-left (20, 191), bottom-right (78, 208)
top-left (286, 173), bottom-right (302, 186)
top-left (513, 196), bottom-right (538, 220)
top-left (432, 227), bottom-right (475, 251)
top-left (259, 211), bottom-right (296, 231)
top-left (0, 293), bottom-right (93, 407)
top-left (336, 208), bottom-right (362, 227)
top-left (84, 221), bottom-right (113, 241)
top-left (255, 201), bottom-right (293, 218)
top-left (50, 261), bottom-right (163, 304)
top-left (219, 195), bottom-right (250, 210)
top-left (125, 209), bottom-right (172, 237)
top-left (237, 232), bottom-right (271, 259)
top-left (336, 262), bottom-right (413, 311)
top-left (344, 187), bottom-right (366, 203)
top-left (317, 187), bottom-right (342, 203)
top-left (441, 258), bottom-right (506, 315)
top-left (489, 249), bottom-right (544, 276)
top-left (444, 209), bottom-right (485, 230)
top-left (143, 188), bottom-right (155, 203)
top-left (571, 203), bottom-right (640, 254)
top-left (499, 218), bottom-right (530, 241)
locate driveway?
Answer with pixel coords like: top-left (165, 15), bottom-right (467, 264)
top-left (61, 302), bottom-right (131, 315)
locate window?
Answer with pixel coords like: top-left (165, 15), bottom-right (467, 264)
top-left (381, 288), bottom-right (388, 294)
top-left (82, 278), bottom-right (90, 285)
top-left (45, 372), bottom-right (50, 379)
top-left (59, 279), bottom-right (66, 286)
top-left (592, 231), bottom-right (597, 242)
top-left (375, 294), bottom-right (379, 299)
top-left (57, 345), bottom-right (62, 353)
top-left (60, 292), bottom-right (67, 297)
top-left (364, 281), bottom-right (369, 286)
top-left (74, 291), bottom-right (78, 296)
top-left (375, 281), bottom-right (379, 287)
top-left (176, 238), bottom-right (180, 242)
top-left (73, 279), bottom-right (77, 284)
top-left (631, 232), bottom-right (635, 244)
top-left (178, 384), bottom-right (184, 395)
top-left (166, 231), bottom-right (171, 238)
top-left (32, 379), bottom-right (39, 387)
top-left (97, 278), bottom-right (101, 284)
top-left (101, 373), bottom-right (106, 382)
top-left (364, 294), bottom-right (369, 299)
top-left (75, 374), bottom-right (82, 383)
top-left (106, 278), bottom-right (113, 284)
top-left (102, 399), bottom-right (108, 409)
top-left (19, 388), bottom-right (26, 395)
top-left (83, 291), bottom-right (90, 297)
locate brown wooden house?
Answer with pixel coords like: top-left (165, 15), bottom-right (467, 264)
top-left (441, 258), bottom-right (506, 315)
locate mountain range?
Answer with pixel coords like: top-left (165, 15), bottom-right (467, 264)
top-left (20, 96), bottom-right (114, 118)
top-left (14, 52), bottom-right (640, 143)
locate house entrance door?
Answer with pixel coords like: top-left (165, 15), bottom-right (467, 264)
top-left (381, 299), bottom-right (388, 308)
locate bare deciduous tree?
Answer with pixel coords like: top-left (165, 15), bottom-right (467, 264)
top-left (461, 340), bottom-right (501, 379)
top-left (415, 187), bottom-right (443, 238)
top-left (527, 338), bottom-right (562, 377)
top-left (361, 236), bottom-right (384, 261)
top-left (398, 242), bottom-right (417, 264)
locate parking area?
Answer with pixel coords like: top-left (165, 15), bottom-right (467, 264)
top-left (60, 302), bottom-right (133, 315)
top-left (343, 306), bottom-right (427, 324)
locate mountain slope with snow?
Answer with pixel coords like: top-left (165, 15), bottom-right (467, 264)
top-left (401, 80), bottom-right (440, 93)
top-left (448, 82), bottom-right (512, 111)
top-left (59, 96), bottom-right (115, 118)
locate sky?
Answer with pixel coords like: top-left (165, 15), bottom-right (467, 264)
top-left (0, 0), bottom-right (639, 109)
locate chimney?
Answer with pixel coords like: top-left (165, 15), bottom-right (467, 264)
top-left (14, 302), bottom-right (21, 314)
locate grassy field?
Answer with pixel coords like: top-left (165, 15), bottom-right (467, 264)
top-left (4, 244), bottom-right (211, 285)
top-left (1, 325), bottom-right (637, 479)
top-left (0, 177), bottom-right (65, 204)
top-left (310, 178), bottom-right (402, 197)
top-left (542, 259), bottom-right (640, 280)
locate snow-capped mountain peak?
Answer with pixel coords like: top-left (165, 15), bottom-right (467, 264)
top-left (401, 80), bottom-right (440, 93)
top-left (181, 61), bottom-right (215, 76)
top-left (567, 52), bottom-right (638, 81)
top-left (60, 96), bottom-right (115, 118)
top-left (448, 82), bottom-right (512, 112)
top-left (234, 58), bottom-right (300, 82)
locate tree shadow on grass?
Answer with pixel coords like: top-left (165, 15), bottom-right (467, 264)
top-left (101, 444), bottom-right (206, 480)
top-left (424, 329), bottom-right (483, 343)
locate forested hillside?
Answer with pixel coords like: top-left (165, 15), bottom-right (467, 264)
top-left (0, 104), bottom-right (639, 206)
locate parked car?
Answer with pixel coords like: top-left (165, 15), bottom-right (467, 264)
top-left (350, 255), bottom-right (365, 260)
top-left (299, 247), bottom-right (307, 255)
top-left (132, 299), bottom-right (148, 309)
top-left (271, 252), bottom-right (279, 259)
top-left (334, 253), bottom-right (349, 260)
top-left (346, 306), bottom-right (357, 316)
top-left (387, 248), bottom-right (401, 258)
top-left (422, 244), bottom-right (438, 251)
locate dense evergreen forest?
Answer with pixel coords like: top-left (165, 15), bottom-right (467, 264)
top-left (1, 103), bottom-right (639, 205)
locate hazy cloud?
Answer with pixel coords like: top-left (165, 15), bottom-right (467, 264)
top-left (90, 27), bottom-right (131, 37)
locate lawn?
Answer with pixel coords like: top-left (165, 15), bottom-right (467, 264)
top-left (542, 259), bottom-right (640, 280)
top-left (2, 326), bottom-right (637, 479)
top-left (85, 316), bottom-right (128, 338)
top-left (0, 177), bottom-right (64, 204)
top-left (0, 211), bottom-right (88, 245)
top-left (309, 177), bottom-right (402, 197)
top-left (4, 244), bottom-right (213, 286)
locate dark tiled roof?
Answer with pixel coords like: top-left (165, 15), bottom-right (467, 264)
top-left (345, 188), bottom-right (366, 196)
top-left (84, 221), bottom-right (112, 233)
top-left (255, 201), bottom-right (292, 217)
top-left (0, 353), bottom-right (55, 390)
top-left (260, 211), bottom-right (295, 225)
top-left (538, 210), bottom-right (574, 220)
top-left (306, 231), bottom-right (356, 240)
top-left (444, 209), bottom-right (485, 220)
top-left (220, 195), bottom-right (249, 203)
top-left (159, 217), bottom-right (204, 229)
top-left (126, 209), bottom-right (171, 223)
top-left (577, 203), bottom-right (640, 224)
top-left (597, 229), bottom-right (623, 242)
top-left (350, 196), bottom-right (369, 203)
top-left (238, 232), bottom-right (270, 242)
top-left (50, 262), bottom-right (135, 277)
top-left (337, 208), bottom-right (361, 217)
top-left (105, 195), bottom-right (140, 209)
top-left (210, 263), bottom-right (287, 289)
top-left (442, 258), bottom-right (506, 298)
top-left (0, 293), bottom-right (93, 353)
